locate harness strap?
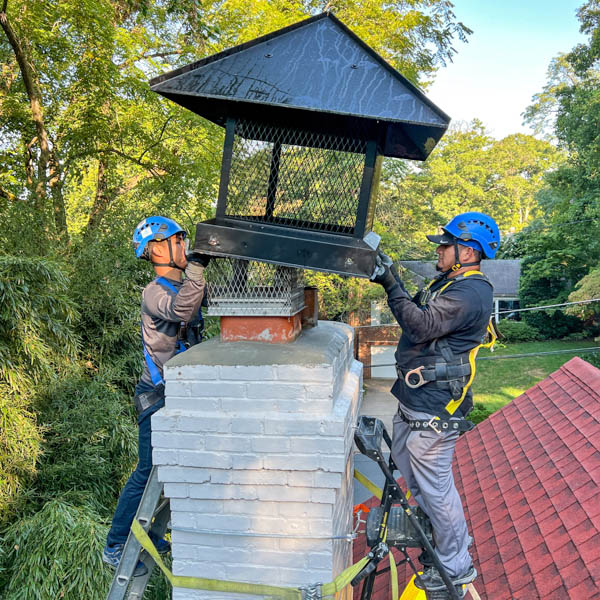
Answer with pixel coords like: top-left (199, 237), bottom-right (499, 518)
top-left (444, 319), bottom-right (497, 415)
top-left (403, 270), bottom-right (497, 417)
top-left (141, 277), bottom-right (187, 387)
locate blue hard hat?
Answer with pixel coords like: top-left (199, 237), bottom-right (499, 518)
top-left (427, 212), bottom-right (500, 259)
top-left (132, 216), bottom-right (186, 259)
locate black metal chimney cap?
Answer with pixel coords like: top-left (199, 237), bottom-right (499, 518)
top-left (150, 12), bottom-right (450, 160)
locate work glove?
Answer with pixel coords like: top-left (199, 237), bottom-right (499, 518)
top-left (370, 251), bottom-right (400, 294)
top-left (186, 252), bottom-right (211, 267)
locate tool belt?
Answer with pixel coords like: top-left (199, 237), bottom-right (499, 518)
top-left (134, 384), bottom-right (165, 415)
top-left (397, 410), bottom-right (474, 435)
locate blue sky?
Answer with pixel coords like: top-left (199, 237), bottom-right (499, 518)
top-left (426, 0), bottom-right (587, 138)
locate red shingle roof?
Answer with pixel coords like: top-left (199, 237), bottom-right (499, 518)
top-left (353, 357), bottom-right (600, 599)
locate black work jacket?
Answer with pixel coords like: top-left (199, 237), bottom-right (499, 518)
top-left (387, 271), bottom-right (493, 418)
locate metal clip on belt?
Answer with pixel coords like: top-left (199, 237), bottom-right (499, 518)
top-left (133, 385), bottom-right (165, 415)
top-left (399, 412), bottom-right (474, 436)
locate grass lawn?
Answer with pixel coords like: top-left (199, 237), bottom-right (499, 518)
top-left (469, 339), bottom-right (600, 422)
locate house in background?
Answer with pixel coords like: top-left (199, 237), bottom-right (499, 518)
top-left (361, 259), bottom-right (521, 378)
top-left (353, 357), bottom-right (600, 599)
top-left (398, 259), bottom-right (521, 323)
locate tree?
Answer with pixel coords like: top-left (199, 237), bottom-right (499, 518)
top-left (512, 0), bottom-right (600, 338)
top-left (0, 2), bottom-right (476, 598)
top-left (375, 121), bottom-right (562, 263)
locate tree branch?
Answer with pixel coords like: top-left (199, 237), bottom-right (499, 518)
top-left (100, 147), bottom-right (169, 178)
top-left (0, 185), bottom-right (17, 202)
top-left (138, 116), bottom-right (172, 162)
top-left (0, 4), bottom-right (50, 201)
top-left (1, 1), bottom-right (67, 242)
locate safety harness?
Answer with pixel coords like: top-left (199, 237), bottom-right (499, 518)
top-left (141, 277), bottom-right (187, 388)
top-left (136, 277), bottom-right (196, 414)
top-left (397, 270), bottom-right (498, 434)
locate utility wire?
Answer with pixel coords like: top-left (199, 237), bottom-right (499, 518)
top-left (366, 346), bottom-right (600, 370)
top-left (497, 297), bottom-right (600, 315)
top-left (354, 297), bottom-right (600, 329)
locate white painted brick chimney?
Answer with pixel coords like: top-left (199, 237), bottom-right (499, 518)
top-left (152, 321), bottom-right (363, 600)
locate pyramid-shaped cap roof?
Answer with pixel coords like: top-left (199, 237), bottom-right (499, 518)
top-left (150, 13), bottom-right (450, 160)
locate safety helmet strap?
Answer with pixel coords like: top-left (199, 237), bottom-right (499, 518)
top-left (443, 238), bottom-right (480, 275)
top-left (150, 236), bottom-right (185, 271)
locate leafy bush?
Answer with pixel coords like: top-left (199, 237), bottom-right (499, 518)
top-left (469, 403), bottom-right (497, 425)
top-left (580, 351), bottom-right (600, 370)
top-left (497, 319), bottom-right (542, 343)
top-left (0, 500), bottom-right (112, 599)
top-left (0, 256), bottom-right (79, 524)
top-left (0, 389), bottom-right (42, 525)
top-left (67, 234), bottom-right (148, 392)
top-left (35, 370), bottom-right (138, 517)
top-left (0, 255), bottom-right (79, 394)
top-left (523, 309), bottom-right (584, 340)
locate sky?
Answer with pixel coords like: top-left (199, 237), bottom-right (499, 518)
top-left (427, 0), bottom-right (587, 139)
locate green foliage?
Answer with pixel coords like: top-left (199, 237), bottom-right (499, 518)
top-left (305, 271), bottom-right (384, 321)
top-left (0, 256), bottom-right (79, 393)
top-left (0, 500), bottom-right (112, 599)
top-left (376, 121), bottom-right (563, 263)
top-left (35, 370), bottom-right (138, 517)
top-left (523, 310), bottom-right (584, 340)
top-left (580, 351), bottom-right (600, 369)
top-left (469, 403), bottom-right (496, 426)
top-left (567, 265), bottom-right (600, 323)
top-left (515, 1), bottom-right (600, 341)
top-left (0, 392), bottom-right (41, 525)
top-left (0, 256), bottom-right (79, 524)
top-left (67, 232), bottom-right (147, 388)
top-left (497, 320), bottom-right (542, 343)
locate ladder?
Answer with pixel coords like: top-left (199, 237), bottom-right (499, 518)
top-left (107, 420), bottom-right (480, 600)
top-left (352, 416), bottom-right (480, 600)
top-left (106, 467), bottom-right (169, 600)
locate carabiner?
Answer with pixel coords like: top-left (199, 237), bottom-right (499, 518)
top-left (405, 365), bottom-right (426, 389)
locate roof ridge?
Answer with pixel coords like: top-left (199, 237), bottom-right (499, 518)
top-left (561, 356), bottom-right (600, 399)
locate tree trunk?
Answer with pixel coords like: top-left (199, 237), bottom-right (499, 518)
top-left (1, 2), bottom-right (68, 240)
top-left (85, 159), bottom-right (111, 236)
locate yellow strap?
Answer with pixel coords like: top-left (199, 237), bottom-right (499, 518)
top-left (430, 270), bottom-right (485, 298)
top-left (462, 270), bottom-right (484, 277)
top-left (445, 317), bottom-right (497, 415)
top-left (389, 551), bottom-right (399, 600)
top-left (321, 557), bottom-right (370, 597)
top-left (353, 469), bottom-right (383, 500)
top-left (131, 519), bottom-right (369, 599)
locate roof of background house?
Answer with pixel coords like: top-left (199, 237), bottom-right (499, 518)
top-left (400, 259), bottom-right (521, 298)
top-left (353, 357), bottom-right (600, 600)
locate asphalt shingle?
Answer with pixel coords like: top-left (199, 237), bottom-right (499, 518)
top-left (352, 357), bottom-right (600, 599)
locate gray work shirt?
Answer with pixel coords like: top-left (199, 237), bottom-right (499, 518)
top-left (138, 275), bottom-right (206, 393)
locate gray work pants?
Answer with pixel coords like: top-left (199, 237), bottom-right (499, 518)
top-left (391, 403), bottom-right (471, 577)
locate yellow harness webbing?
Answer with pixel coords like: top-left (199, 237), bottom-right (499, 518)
top-left (422, 271), bottom-right (497, 416)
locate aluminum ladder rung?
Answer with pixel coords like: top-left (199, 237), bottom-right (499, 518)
top-left (106, 466), bottom-right (170, 600)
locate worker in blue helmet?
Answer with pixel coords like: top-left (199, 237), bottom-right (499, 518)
top-left (370, 212), bottom-right (500, 598)
top-left (103, 216), bottom-right (210, 577)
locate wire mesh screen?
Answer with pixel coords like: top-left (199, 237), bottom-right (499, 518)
top-left (206, 258), bottom-right (305, 317)
top-left (224, 119), bottom-right (368, 235)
